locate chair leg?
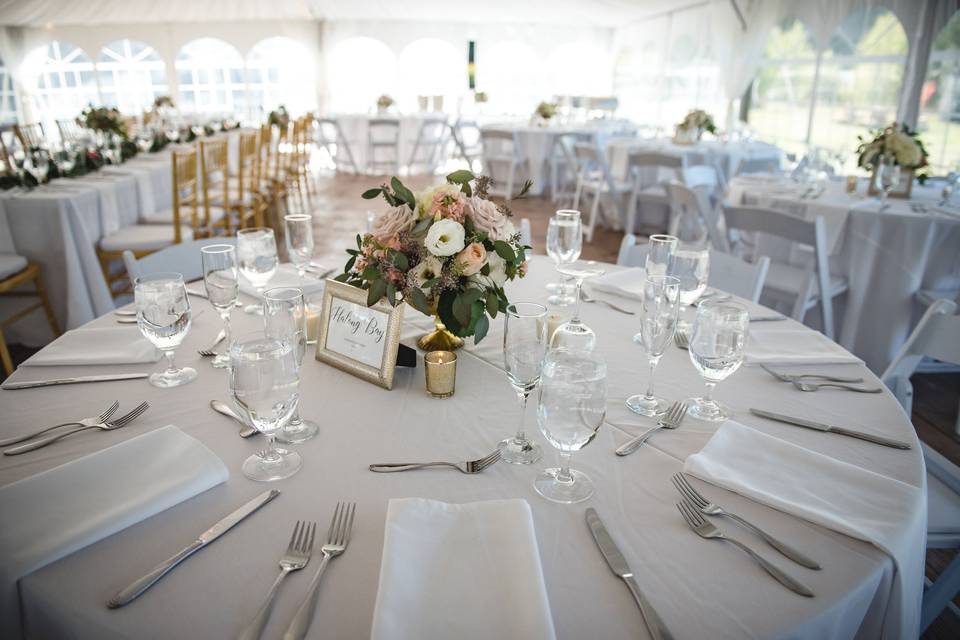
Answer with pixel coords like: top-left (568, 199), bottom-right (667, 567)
top-left (35, 272), bottom-right (61, 336)
top-left (586, 189), bottom-right (601, 243)
top-left (0, 326), bottom-right (13, 376)
top-left (506, 163), bottom-right (515, 201)
top-left (921, 550), bottom-right (960, 632)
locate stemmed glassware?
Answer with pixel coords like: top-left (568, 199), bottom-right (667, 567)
top-left (626, 275), bottom-right (680, 416)
top-left (535, 349), bottom-right (607, 503)
top-left (551, 260), bottom-right (605, 351)
top-left (201, 244), bottom-right (239, 368)
top-left (874, 155), bottom-right (901, 211)
top-left (263, 286), bottom-right (319, 444)
top-left (283, 214), bottom-right (314, 278)
top-left (134, 272), bottom-right (197, 388)
top-left (229, 333), bottom-right (302, 481)
top-left (500, 302), bottom-right (548, 465)
top-left (27, 150), bottom-right (49, 185)
top-left (237, 227), bottom-right (279, 314)
top-left (671, 245), bottom-right (710, 331)
top-left (645, 234), bottom-right (678, 277)
top-left (546, 209), bottom-right (582, 305)
top-left (687, 300), bottom-right (749, 422)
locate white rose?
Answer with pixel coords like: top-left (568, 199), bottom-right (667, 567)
top-left (485, 251), bottom-right (508, 286)
top-left (424, 218), bottom-right (465, 257)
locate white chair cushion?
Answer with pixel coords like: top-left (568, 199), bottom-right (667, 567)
top-left (142, 206), bottom-right (226, 225)
top-left (0, 253), bottom-right (28, 280)
top-left (928, 470), bottom-right (960, 534)
top-left (100, 225), bottom-right (194, 252)
top-left (763, 261), bottom-right (848, 300)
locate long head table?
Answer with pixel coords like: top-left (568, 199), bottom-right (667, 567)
top-left (0, 254), bottom-right (923, 639)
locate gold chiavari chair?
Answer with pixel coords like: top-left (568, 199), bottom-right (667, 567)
top-left (281, 117), bottom-right (307, 215)
top-left (300, 113), bottom-right (318, 197)
top-left (0, 261), bottom-right (61, 375)
top-left (263, 121), bottom-right (291, 230)
top-left (56, 119), bottom-right (83, 145)
top-left (198, 139), bottom-right (232, 236)
top-left (14, 123), bottom-right (45, 149)
top-left (229, 131), bottom-right (266, 229)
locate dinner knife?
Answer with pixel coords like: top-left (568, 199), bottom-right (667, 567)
top-left (749, 408), bottom-right (912, 450)
top-left (1, 373), bottom-right (149, 390)
top-left (585, 508), bottom-right (673, 640)
top-left (107, 489), bottom-right (280, 608)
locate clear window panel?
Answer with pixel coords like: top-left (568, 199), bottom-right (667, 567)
top-left (918, 12), bottom-right (960, 174)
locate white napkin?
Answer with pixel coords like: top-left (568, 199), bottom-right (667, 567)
top-left (746, 328), bottom-right (862, 365)
top-left (21, 326), bottom-right (160, 366)
top-left (239, 263), bottom-right (327, 299)
top-left (0, 425), bottom-right (228, 639)
top-left (684, 420), bottom-right (924, 640)
top-left (370, 498), bottom-right (556, 640)
top-left (589, 267), bottom-right (646, 300)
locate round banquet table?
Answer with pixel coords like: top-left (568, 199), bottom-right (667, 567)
top-left (0, 254), bottom-right (925, 639)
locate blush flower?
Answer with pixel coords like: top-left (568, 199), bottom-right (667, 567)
top-left (455, 242), bottom-right (487, 276)
top-left (431, 189), bottom-right (466, 222)
top-left (465, 196), bottom-right (511, 240)
top-left (371, 205), bottom-right (417, 243)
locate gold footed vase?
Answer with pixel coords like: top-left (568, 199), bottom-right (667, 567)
top-left (417, 316), bottom-right (464, 351)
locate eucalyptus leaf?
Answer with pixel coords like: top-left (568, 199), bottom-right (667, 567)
top-left (391, 177), bottom-right (416, 209)
top-left (392, 251), bottom-right (409, 271)
top-left (446, 169), bottom-right (475, 184)
top-left (367, 279), bottom-right (386, 307)
top-left (494, 240), bottom-right (516, 262)
top-left (452, 293), bottom-right (473, 327)
top-left (386, 282), bottom-right (397, 306)
top-left (473, 314), bottom-right (489, 344)
top-left (362, 188), bottom-right (382, 199)
top-left (406, 286), bottom-right (432, 315)
top-left (485, 290), bottom-right (498, 317)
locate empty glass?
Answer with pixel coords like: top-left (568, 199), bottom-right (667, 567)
top-left (535, 349), bottom-right (607, 503)
top-left (263, 287), bottom-right (319, 444)
top-left (230, 333), bottom-right (302, 481)
top-left (237, 227), bottom-right (279, 314)
top-left (645, 234), bottom-right (678, 277)
top-left (546, 210), bottom-right (582, 304)
top-left (874, 155), bottom-right (901, 211)
top-left (671, 246), bottom-right (710, 331)
top-left (627, 275), bottom-right (680, 416)
top-left (284, 214), bottom-right (314, 278)
top-left (551, 260), bottom-right (605, 351)
top-left (135, 272), bottom-right (197, 388)
top-left (687, 300), bottom-right (749, 422)
top-left (500, 302), bottom-right (548, 464)
top-left (201, 244), bottom-right (239, 368)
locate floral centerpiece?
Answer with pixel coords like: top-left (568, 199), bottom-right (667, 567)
top-left (268, 105), bottom-right (290, 129)
top-left (535, 101), bottom-right (557, 121)
top-left (80, 105), bottom-right (129, 140)
top-left (856, 123), bottom-right (929, 197)
top-left (376, 94), bottom-right (395, 112)
top-left (674, 109), bottom-right (717, 144)
top-left (474, 91), bottom-right (488, 104)
top-left (336, 170), bottom-right (532, 350)
top-left (153, 95), bottom-right (175, 110)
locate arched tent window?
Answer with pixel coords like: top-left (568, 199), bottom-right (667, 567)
top-left (26, 41), bottom-right (98, 123)
top-left (0, 55), bottom-right (15, 124)
top-left (918, 10), bottom-right (960, 174)
top-left (97, 39), bottom-right (168, 114)
top-left (397, 38), bottom-right (464, 111)
top-left (481, 41), bottom-right (540, 115)
top-left (327, 37), bottom-right (396, 113)
top-left (809, 6), bottom-right (907, 157)
top-left (246, 37), bottom-right (316, 120)
top-left (748, 18), bottom-right (819, 156)
top-left (545, 42), bottom-right (610, 98)
top-left (175, 38), bottom-right (245, 115)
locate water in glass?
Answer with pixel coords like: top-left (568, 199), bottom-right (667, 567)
top-left (500, 303), bottom-right (548, 464)
top-left (135, 272), bottom-right (197, 388)
top-left (284, 214), bottom-right (314, 277)
top-left (546, 210), bottom-right (582, 305)
top-left (687, 300), bottom-right (749, 422)
top-left (626, 275), bottom-right (680, 416)
top-left (237, 227), bottom-right (278, 313)
top-left (201, 244), bottom-right (239, 368)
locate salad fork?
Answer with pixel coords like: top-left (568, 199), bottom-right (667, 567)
top-left (368, 449), bottom-right (501, 473)
top-left (197, 328), bottom-right (227, 357)
top-left (4, 401), bottom-right (150, 455)
top-left (616, 401), bottom-right (687, 456)
top-left (0, 401), bottom-right (119, 446)
top-left (793, 380), bottom-right (882, 393)
top-left (759, 364), bottom-right (863, 384)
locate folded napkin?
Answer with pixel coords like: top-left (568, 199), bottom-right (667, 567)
top-left (746, 328), bottom-right (862, 365)
top-left (589, 267), bottom-right (646, 300)
top-left (21, 326), bottom-right (160, 366)
top-left (370, 498), bottom-right (556, 640)
top-left (684, 420), bottom-right (924, 640)
top-left (0, 425), bottom-right (228, 639)
top-left (239, 263), bottom-right (327, 300)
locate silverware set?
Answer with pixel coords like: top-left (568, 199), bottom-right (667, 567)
top-left (580, 290), bottom-right (635, 315)
top-left (759, 364), bottom-right (880, 393)
top-left (369, 449), bottom-right (501, 474)
top-left (616, 401), bottom-right (687, 456)
top-left (3, 401), bottom-right (150, 455)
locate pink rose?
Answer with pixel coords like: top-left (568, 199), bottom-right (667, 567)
top-left (431, 189), bottom-right (466, 222)
top-left (455, 242), bottom-right (487, 276)
top-left (465, 196), bottom-right (510, 240)
top-left (371, 205), bottom-right (416, 243)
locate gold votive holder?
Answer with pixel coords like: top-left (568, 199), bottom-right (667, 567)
top-left (845, 175), bottom-right (858, 194)
top-left (424, 350), bottom-right (457, 398)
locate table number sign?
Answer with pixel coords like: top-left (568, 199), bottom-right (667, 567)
top-left (315, 279), bottom-right (404, 389)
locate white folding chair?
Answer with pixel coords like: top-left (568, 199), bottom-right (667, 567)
top-left (624, 151), bottom-right (687, 236)
top-left (367, 118), bottom-right (400, 175)
top-left (316, 118), bottom-right (359, 174)
top-left (722, 205), bottom-right (848, 339)
top-left (449, 119), bottom-right (482, 172)
top-left (549, 132), bottom-right (591, 206)
top-left (665, 181), bottom-right (725, 250)
top-left (480, 129), bottom-right (526, 199)
top-left (123, 237), bottom-right (236, 287)
top-left (617, 234), bottom-right (769, 303)
top-left (407, 116), bottom-right (449, 174)
top-left (571, 142), bottom-right (633, 243)
top-left (519, 217), bottom-right (532, 258)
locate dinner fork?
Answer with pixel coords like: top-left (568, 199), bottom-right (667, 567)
top-left (674, 330), bottom-right (689, 350)
top-left (4, 401), bottom-right (150, 455)
top-left (793, 380), bottom-right (883, 393)
top-left (616, 401), bottom-right (687, 456)
top-left (676, 499), bottom-right (814, 597)
top-left (368, 449), bottom-right (501, 473)
top-left (197, 328), bottom-right (227, 357)
top-left (282, 502), bottom-right (356, 640)
top-left (759, 364), bottom-right (863, 384)
top-left (671, 473), bottom-right (820, 570)
top-left (0, 401), bottom-right (120, 446)
top-left (237, 520), bottom-right (317, 640)
top-left (580, 291), bottom-right (635, 315)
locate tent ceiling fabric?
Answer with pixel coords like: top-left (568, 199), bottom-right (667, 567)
top-left (0, 0), bottom-right (699, 27)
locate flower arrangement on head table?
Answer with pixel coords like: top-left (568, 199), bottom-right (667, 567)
top-left (336, 170), bottom-right (532, 345)
top-left (676, 109), bottom-right (717, 137)
top-left (856, 122), bottom-right (928, 177)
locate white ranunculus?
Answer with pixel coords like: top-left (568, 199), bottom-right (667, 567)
top-left (424, 218), bottom-right (465, 257)
top-left (409, 255), bottom-right (443, 291)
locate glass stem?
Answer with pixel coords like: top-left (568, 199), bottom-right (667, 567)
top-left (221, 309), bottom-right (232, 350)
top-left (645, 356), bottom-right (660, 400)
top-left (556, 451), bottom-right (573, 483)
top-left (572, 279), bottom-right (583, 322)
top-left (163, 350), bottom-right (177, 375)
top-left (515, 391), bottom-right (530, 442)
top-left (704, 381), bottom-right (717, 405)
top-left (262, 433), bottom-right (281, 462)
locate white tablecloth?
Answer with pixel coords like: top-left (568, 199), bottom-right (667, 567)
top-left (0, 255), bottom-right (924, 639)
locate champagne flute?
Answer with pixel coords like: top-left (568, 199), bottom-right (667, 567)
top-left (263, 286), bottom-right (319, 444)
top-left (237, 227), bottom-right (279, 314)
top-left (645, 234), bottom-right (678, 277)
top-left (551, 260), bottom-right (605, 351)
top-left (500, 302), bottom-right (548, 464)
top-left (230, 333), bottom-right (302, 481)
top-left (687, 300), bottom-right (749, 422)
top-left (284, 214), bottom-right (314, 278)
top-left (546, 209), bottom-right (582, 305)
top-left (671, 246), bottom-right (710, 331)
top-left (201, 244), bottom-right (239, 368)
top-left (135, 272), bottom-right (197, 388)
top-left (626, 275), bottom-right (680, 416)
top-left (535, 349), bottom-right (607, 503)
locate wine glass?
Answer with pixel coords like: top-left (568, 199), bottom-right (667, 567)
top-left (201, 244), bottom-right (239, 369)
top-left (626, 275), bottom-right (680, 416)
top-left (671, 246), bottom-right (710, 331)
top-left (263, 286), bottom-right (319, 444)
top-left (500, 302), bottom-right (548, 465)
top-left (135, 272), bottom-right (197, 388)
top-left (229, 333), bottom-right (302, 481)
top-left (645, 234), bottom-right (678, 277)
top-left (546, 209), bottom-right (582, 305)
top-left (874, 155), bottom-right (901, 211)
top-left (687, 300), bottom-right (749, 422)
top-left (551, 260), bottom-right (605, 351)
top-left (237, 227), bottom-right (279, 314)
top-left (284, 214), bottom-right (314, 278)
top-left (535, 349), bottom-right (607, 503)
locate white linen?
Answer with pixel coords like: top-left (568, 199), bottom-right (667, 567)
top-left (21, 326), bottom-right (160, 366)
top-left (683, 420), bottom-right (925, 640)
top-left (589, 267), bottom-right (646, 300)
top-left (0, 425), bottom-right (228, 639)
top-left (746, 328), bottom-right (863, 365)
top-left (239, 263), bottom-right (327, 299)
top-left (370, 498), bottom-right (556, 640)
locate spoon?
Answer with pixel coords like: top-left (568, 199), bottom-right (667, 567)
top-left (209, 400), bottom-right (257, 438)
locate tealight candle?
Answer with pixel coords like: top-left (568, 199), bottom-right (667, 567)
top-left (845, 175), bottom-right (858, 194)
top-left (424, 350), bottom-right (457, 398)
top-left (304, 303), bottom-right (322, 345)
top-left (546, 314), bottom-right (566, 345)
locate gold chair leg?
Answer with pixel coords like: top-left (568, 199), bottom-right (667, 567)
top-left (0, 326), bottom-right (12, 376)
top-left (35, 272), bottom-right (61, 336)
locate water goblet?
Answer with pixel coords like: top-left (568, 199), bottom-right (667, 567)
top-left (535, 349), bottom-right (607, 503)
top-left (283, 214), bottom-right (314, 278)
top-left (687, 300), bottom-right (749, 422)
top-left (500, 302), bottom-right (548, 464)
top-left (135, 272), bottom-right (198, 388)
top-left (626, 275), bottom-right (680, 416)
top-left (237, 227), bottom-right (279, 314)
top-left (875, 155), bottom-right (901, 211)
top-left (551, 260), bottom-right (605, 351)
top-left (671, 245), bottom-right (710, 331)
top-left (229, 333), bottom-right (302, 481)
top-left (546, 209), bottom-right (582, 304)
top-left (201, 244), bottom-right (239, 368)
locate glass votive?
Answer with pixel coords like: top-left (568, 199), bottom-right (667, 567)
top-left (546, 314), bottom-right (567, 345)
top-left (845, 175), bottom-right (858, 194)
top-left (304, 298), bottom-right (323, 345)
top-left (424, 350), bottom-right (457, 398)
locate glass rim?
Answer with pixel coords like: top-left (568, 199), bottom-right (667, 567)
top-left (696, 299), bottom-right (749, 316)
top-left (648, 234), bottom-right (679, 244)
top-left (134, 272), bottom-right (184, 286)
top-left (200, 243), bottom-right (236, 254)
top-left (554, 209), bottom-right (581, 220)
top-left (263, 286), bottom-right (304, 302)
top-left (283, 214), bottom-right (312, 222)
top-left (229, 331), bottom-right (291, 355)
top-left (506, 302), bottom-right (548, 318)
top-left (236, 226), bottom-right (274, 237)
top-left (645, 274), bottom-right (681, 287)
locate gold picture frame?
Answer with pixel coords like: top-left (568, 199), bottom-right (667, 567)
top-left (867, 166), bottom-right (914, 198)
top-left (315, 279), bottom-right (405, 390)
